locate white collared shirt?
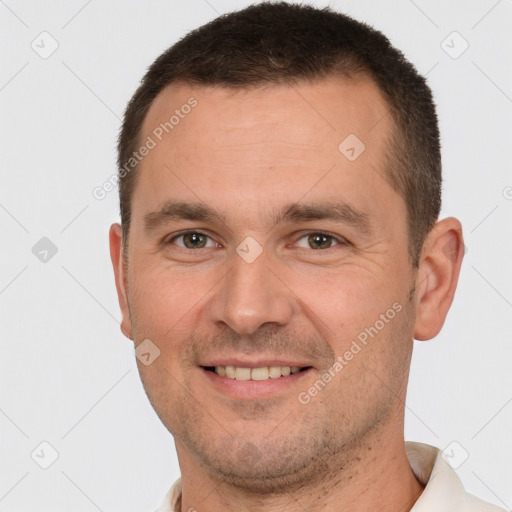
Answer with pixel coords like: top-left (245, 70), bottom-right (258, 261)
top-left (154, 441), bottom-right (508, 512)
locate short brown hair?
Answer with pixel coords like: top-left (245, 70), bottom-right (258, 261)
top-left (117, 1), bottom-right (441, 267)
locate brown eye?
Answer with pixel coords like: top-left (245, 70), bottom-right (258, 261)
top-left (294, 232), bottom-right (347, 250)
top-left (183, 232), bottom-right (207, 248)
top-left (306, 233), bottom-right (336, 249)
top-left (170, 232), bottom-right (215, 249)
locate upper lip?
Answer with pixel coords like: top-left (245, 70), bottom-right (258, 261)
top-left (200, 357), bottom-right (312, 368)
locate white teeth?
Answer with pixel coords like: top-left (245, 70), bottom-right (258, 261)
top-left (269, 366), bottom-right (282, 378)
top-left (235, 367), bottom-right (251, 380)
top-left (251, 367), bottom-right (269, 380)
top-left (213, 365), bottom-right (306, 380)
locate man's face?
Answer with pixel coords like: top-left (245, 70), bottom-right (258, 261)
top-left (120, 77), bottom-right (418, 490)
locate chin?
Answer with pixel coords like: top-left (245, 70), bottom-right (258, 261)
top-left (187, 433), bottom-right (335, 494)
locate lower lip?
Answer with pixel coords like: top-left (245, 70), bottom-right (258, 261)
top-left (200, 367), bottom-right (313, 399)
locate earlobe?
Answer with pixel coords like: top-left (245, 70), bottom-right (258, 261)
top-left (413, 218), bottom-right (464, 341)
top-left (109, 223), bottom-right (133, 340)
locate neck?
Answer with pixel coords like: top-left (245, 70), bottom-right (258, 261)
top-left (177, 420), bottom-right (424, 512)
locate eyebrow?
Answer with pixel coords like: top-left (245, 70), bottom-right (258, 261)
top-left (144, 201), bottom-right (227, 232)
top-left (143, 200), bottom-right (372, 235)
top-left (276, 201), bottom-right (371, 235)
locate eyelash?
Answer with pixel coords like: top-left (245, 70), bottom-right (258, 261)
top-left (166, 230), bottom-right (348, 250)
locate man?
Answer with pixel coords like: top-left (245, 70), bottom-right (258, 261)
top-left (109, 2), bottom-right (506, 511)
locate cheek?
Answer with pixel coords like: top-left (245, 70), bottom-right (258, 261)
top-left (127, 263), bottom-right (209, 343)
top-left (294, 265), bottom-right (397, 337)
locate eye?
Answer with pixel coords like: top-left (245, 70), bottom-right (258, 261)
top-left (295, 232), bottom-right (344, 250)
top-left (168, 231), bottom-right (218, 249)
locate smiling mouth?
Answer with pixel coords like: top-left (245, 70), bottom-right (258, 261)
top-left (202, 365), bottom-right (312, 381)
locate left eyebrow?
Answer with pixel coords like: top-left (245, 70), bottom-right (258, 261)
top-left (273, 201), bottom-right (372, 236)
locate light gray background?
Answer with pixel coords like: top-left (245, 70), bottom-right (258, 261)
top-left (1, 0), bottom-right (511, 510)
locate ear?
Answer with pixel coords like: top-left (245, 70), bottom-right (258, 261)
top-left (109, 223), bottom-right (133, 340)
top-left (413, 217), bottom-right (464, 341)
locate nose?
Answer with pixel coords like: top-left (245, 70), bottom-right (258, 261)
top-left (207, 249), bottom-right (295, 335)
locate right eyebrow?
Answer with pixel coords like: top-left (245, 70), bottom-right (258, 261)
top-left (143, 201), bottom-right (226, 233)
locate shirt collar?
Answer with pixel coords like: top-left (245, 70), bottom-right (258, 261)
top-left (407, 441), bottom-right (465, 511)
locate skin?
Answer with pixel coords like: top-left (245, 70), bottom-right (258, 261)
top-left (110, 76), bottom-right (464, 512)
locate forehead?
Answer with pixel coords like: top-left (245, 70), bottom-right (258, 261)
top-left (133, 76), bottom-right (401, 231)
top-left (142, 75), bottom-right (391, 151)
